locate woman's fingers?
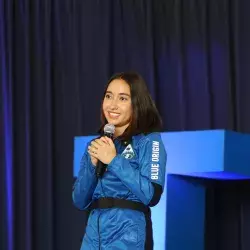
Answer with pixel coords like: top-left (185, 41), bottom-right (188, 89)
top-left (99, 136), bottom-right (109, 144)
top-left (90, 141), bottom-right (98, 149)
top-left (88, 136), bottom-right (113, 159)
top-left (104, 136), bottom-right (114, 146)
top-left (88, 148), bottom-right (97, 157)
top-left (88, 146), bottom-right (97, 154)
top-left (89, 137), bottom-right (105, 155)
top-left (91, 138), bottom-right (105, 148)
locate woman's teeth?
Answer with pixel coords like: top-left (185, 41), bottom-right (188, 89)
top-left (109, 112), bottom-right (120, 118)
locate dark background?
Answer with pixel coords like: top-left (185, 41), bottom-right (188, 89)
top-left (1, 0), bottom-right (250, 249)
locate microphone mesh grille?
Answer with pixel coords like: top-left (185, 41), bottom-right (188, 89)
top-left (104, 123), bottom-right (115, 135)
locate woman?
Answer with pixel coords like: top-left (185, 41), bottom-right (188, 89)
top-left (73, 72), bottom-right (167, 250)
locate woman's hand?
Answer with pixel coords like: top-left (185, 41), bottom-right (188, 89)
top-left (89, 153), bottom-right (98, 166)
top-left (88, 137), bottom-right (116, 165)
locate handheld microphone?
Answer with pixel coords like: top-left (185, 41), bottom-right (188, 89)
top-left (95, 123), bottom-right (115, 178)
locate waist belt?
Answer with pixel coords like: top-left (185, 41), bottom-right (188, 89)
top-left (87, 197), bottom-right (150, 214)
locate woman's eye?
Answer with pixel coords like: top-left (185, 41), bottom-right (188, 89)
top-left (120, 96), bottom-right (128, 101)
top-left (105, 94), bottom-right (111, 99)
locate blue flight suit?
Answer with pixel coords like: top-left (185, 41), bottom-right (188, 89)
top-left (72, 132), bottom-right (167, 249)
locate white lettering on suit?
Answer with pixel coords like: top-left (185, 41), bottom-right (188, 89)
top-left (151, 141), bottom-right (159, 180)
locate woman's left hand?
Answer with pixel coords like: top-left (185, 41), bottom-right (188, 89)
top-left (88, 136), bottom-right (116, 165)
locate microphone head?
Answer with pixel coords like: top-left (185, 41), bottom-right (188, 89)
top-left (104, 123), bottom-right (115, 138)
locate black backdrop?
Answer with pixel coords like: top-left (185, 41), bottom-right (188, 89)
top-left (1, 0), bottom-right (250, 249)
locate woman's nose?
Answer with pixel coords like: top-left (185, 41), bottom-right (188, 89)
top-left (109, 99), bottom-right (118, 109)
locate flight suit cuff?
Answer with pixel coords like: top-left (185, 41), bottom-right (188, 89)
top-left (108, 154), bottom-right (123, 172)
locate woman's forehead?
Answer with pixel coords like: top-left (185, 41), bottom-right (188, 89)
top-left (107, 79), bottom-right (130, 94)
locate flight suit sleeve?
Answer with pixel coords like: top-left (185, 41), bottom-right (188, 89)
top-left (72, 143), bottom-right (98, 210)
top-left (107, 133), bottom-right (167, 206)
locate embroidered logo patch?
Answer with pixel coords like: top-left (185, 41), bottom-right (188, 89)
top-left (121, 144), bottom-right (135, 159)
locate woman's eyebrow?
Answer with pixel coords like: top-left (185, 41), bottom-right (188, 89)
top-left (105, 91), bottom-right (113, 94)
top-left (106, 91), bottom-right (130, 97)
top-left (119, 93), bottom-right (130, 97)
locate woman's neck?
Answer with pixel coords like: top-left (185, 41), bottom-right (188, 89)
top-left (114, 124), bottom-right (129, 138)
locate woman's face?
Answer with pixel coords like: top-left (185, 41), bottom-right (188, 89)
top-left (102, 79), bottom-right (132, 131)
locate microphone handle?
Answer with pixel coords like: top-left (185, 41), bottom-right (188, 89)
top-left (95, 160), bottom-right (106, 178)
top-left (104, 132), bottom-right (113, 139)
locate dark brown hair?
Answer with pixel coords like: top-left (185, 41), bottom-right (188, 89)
top-left (99, 72), bottom-right (163, 141)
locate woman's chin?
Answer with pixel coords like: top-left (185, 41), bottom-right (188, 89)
top-left (106, 118), bottom-right (120, 125)
top-left (105, 120), bottom-right (114, 126)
